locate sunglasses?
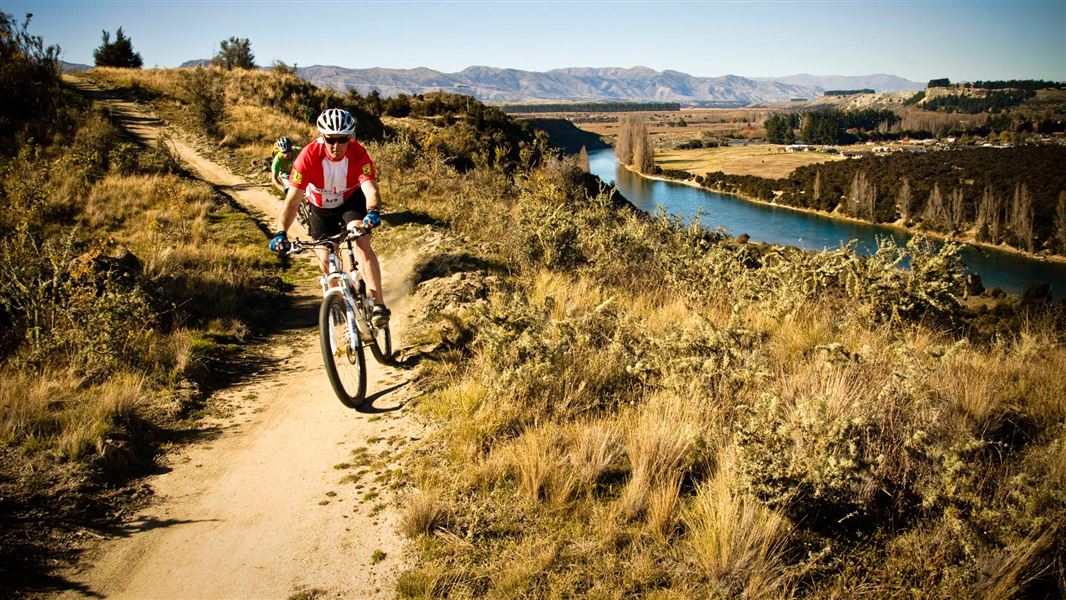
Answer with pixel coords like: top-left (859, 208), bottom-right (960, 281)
top-left (324, 136), bottom-right (349, 145)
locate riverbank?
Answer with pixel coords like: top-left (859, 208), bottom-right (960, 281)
top-left (621, 162), bottom-right (1066, 268)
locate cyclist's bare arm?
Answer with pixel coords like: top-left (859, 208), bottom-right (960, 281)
top-left (277, 186), bottom-right (305, 232)
top-left (361, 179), bottom-right (381, 212)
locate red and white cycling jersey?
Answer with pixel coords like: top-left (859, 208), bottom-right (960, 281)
top-left (289, 138), bottom-right (376, 209)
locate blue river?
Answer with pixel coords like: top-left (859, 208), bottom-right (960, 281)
top-left (589, 148), bottom-right (1066, 298)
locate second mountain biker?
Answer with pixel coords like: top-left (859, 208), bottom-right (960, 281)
top-left (269, 108), bottom-right (390, 327)
top-left (270, 136), bottom-right (301, 194)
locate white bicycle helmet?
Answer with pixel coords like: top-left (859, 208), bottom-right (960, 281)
top-left (275, 136), bottom-right (293, 153)
top-left (316, 108), bottom-right (357, 136)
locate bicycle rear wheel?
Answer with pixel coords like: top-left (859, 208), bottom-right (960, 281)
top-left (368, 320), bottom-right (392, 365)
top-left (319, 294), bottom-right (366, 408)
top-left (355, 294), bottom-right (392, 365)
top-left (297, 201), bottom-right (311, 228)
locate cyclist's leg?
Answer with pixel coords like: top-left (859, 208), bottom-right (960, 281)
top-left (340, 191), bottom-right (385, 306)
top-left (308, 202), bottom-right (343, 276)
top-left (354, 235), bottom-right (384, 305)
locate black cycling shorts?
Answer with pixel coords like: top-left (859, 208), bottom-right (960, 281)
top-left (307, 188), bottom-right (367, 240)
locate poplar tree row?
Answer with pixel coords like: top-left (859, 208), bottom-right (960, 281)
top-left (836, 172), bottom-right (1066, 255)
top-left (615, 115), bottom-right (654, 174)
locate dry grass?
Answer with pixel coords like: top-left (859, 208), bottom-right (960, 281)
top-left (508, 423), bottom-right (569, 503)
top-left (220, 103), bottom-right (316, 165)
top-left (617, 395), bottom-right (699, 520)
top-left (565, 419), bottom-right (621, 496)
top-left (1, 368), bottom-right (145, 461)
top-left (400, 489), bottom-right (447, 538)
top-left (936, 330), bottom-right (1066, 435)
top-left (82, 67), bottom-right (192, 100)
top-left (685, 446), bottom-right (791, 597)
top-left (656, 144), bottom-right (846, 179)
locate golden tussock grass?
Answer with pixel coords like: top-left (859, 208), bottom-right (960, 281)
top-left (973, 528), bottom-right (1059, 600)
top-left (646, 476), bottom-right (682, 541)
top-left (400, 488), bottom-right (447, 538)
top-left (617, 394), bottom-right (700, 520)
top-left (565, 419), bottom-right (621, 496)
top-left (84, 67), bottom-right (191, 100)
top-left (84, 174), bottom-right (214, 237)
top-left (219, 103), bottom-right (315, 164)
top-left (935, 329), bottom-right (1066, 434)
top-left (527, 270), bottom-right (607, 320)
top-left (685, 446), bottom-right (791, 597)
top-left (1, 369), bottom-right (145, 461)
top-left (507, 422), bottom-right (569, 503)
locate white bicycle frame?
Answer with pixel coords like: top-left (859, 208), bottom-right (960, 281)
top-left (321, 246), bottom-right (368, 346)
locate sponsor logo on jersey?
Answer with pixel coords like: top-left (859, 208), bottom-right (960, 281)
top-left (362, 164), bottom-right (372, 176)
top-left (292, 170), bottom-right (303, 185)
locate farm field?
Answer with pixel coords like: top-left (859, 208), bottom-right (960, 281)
top-left (655, 144), bottom-right (849, 179)
top-left (514, 108), bottom-right (884, 178)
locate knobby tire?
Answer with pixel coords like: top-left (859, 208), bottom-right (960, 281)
top-left (319, 293), bottom-right (367, 408)
top-left (368, 321), bottom-right (392, 365)
top-left (355, 294), bottom-right (392, 365)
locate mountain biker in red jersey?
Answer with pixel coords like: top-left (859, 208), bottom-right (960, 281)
top-left (269, 108), bottom-right (389, 327)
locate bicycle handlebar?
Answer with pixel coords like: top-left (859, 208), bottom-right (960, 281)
top-left (285, 224), bottom-right (370, 255)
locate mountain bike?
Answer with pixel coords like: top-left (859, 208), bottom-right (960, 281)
top-left (287, 226), bottom-right (392, 408)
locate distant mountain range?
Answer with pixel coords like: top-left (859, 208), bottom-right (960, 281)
top-left (60, 60), bottom-right (91, 73)
top-left (67, 60), bottom-right (921, 105)
top-left (294, 65), bottom-right (924, 105)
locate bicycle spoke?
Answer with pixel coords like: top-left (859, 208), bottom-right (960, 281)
top-left (320, 294), bottom-right (366, 407)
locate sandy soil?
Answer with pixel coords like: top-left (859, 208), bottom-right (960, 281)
top-left (58, 78), bottom-right (420, 599)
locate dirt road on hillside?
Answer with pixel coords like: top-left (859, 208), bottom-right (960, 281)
top-left (59, 78), bottom-right (420, 599)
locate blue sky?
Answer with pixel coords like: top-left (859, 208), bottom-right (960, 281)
top-left (8, 0), bottom-right (1066, 82)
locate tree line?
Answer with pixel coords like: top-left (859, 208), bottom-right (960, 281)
top-left (499, 102), bottom-right (681, 113)
top-left (824, 89), bottom-right (874, 96)
top-left (780, 148), bottom-right (1066, 255)
top-left (765, 108), bottom-right (899, 145)
top-left (929, 78), bottom-right (1062, 91)
top-left (93, 26), bottom-right (256, 70)
top-left (651, 145), bottom-right (1066, 257)
top-left (921, 89), bottom-right (1036, 114)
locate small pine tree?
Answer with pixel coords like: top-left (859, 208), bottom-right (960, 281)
top-left (1, 12), bottom-right (62, 144)
top-left (93, 27), bottom-right (143, 68)
top-left (185, 66), bottom-right (225, 136)
top-left (213, 36), bottom-right (255, 70)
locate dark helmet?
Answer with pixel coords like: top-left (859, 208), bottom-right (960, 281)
top-left (275, 136), bottom-right (293, 153)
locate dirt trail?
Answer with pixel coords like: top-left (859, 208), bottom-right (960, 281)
top-left (59, 78), bottom-right (420, 599)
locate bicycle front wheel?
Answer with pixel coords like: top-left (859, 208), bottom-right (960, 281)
top-left (319, 294), bottom-right (366, 408)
